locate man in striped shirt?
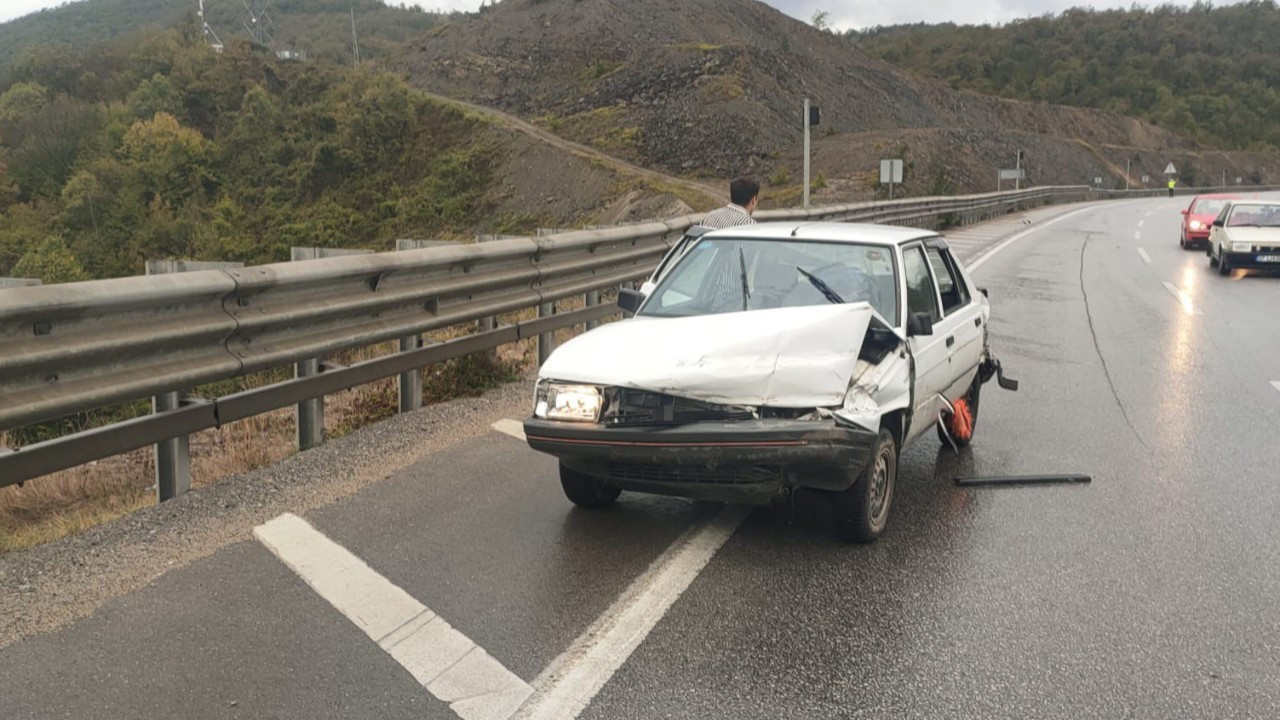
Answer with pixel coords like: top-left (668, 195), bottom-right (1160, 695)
top-left (700, 178), bottom-right (760, 229)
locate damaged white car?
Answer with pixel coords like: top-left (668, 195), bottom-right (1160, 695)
top-left (524, 222), bottom-right (1017, 542)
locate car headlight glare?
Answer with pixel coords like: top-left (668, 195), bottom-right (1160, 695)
top-left (1232, 241), bottom-right (1254, 252)
top-left (535, 382), bottom-right (603, 422)
top-left (1189, 220), bottom-right (1203, 230)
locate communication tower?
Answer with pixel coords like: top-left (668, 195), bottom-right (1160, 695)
top-left (242, 0), bottom-right (275, 47)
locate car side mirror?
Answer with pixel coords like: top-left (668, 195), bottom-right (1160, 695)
top-left (1212, 219), bottom-right (1224, 228)
top-left (907, 311), bottom-right (934, 337)
top-left (617, 288), bottom-right (645, 314)
top-left (977, 287), bottom-right (989, 298)
top-left (1181, 209), bottom-right (1188, 215)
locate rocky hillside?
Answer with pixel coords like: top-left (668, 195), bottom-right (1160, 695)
top-left (396, 0), bottom-right (1214, 188)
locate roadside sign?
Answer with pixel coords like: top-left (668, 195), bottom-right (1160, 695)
top-left (998, 169), bottom-right (1025, 181)
top-left (879, 159), bottom-right (903, 184)
top-left (1141, 175), bottom-right (1150, 183)
top-left (1094, 177), bottom-right (1103, 186)
top-left (1164, 162), bottom-right (1177, 175)
top-left (1237, 177), bottom-right (1243, 185)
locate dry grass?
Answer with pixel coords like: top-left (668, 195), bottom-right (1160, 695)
top-left (0, 309), bottom-right (601, 553)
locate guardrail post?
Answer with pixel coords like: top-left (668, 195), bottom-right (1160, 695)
top-left (398, 336), bottom-right (423, 414)
top-left (296, 359), bottom-right (324, 450)
top-left (153, 391), bottom-right (191, 501)
top-left (538, 302), bottom-right (555, 365)
top-left (586, 291), bottom-right (601, 331)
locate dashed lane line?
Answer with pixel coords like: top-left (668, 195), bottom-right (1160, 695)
top-left (1134, 231), bottom-right (1142, 240)
top-left (1137, 248), bottom-right (1153, 264)
top-left (1162, 281), bottom-right (1198, 315)
top-left (1272, 381), bottom-right (1280, 395)
top-left (492, 419), bottom-right (527, 441)
top-left (512, 505), bottom-right (750, 720)
top-left (255, 514), bottom-right (534, 720)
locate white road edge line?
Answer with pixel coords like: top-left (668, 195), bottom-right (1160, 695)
top-left (967, 206), bottom-right (1097, 273)
top-left (512, 505), bottom-right (751, 720)
top-left (1271, 381), bottom-right (1280, 395)
top-left (492, 419), bottom-right (527, 441)
top-left (1161, 281), bottom-right (1197, 315)
top-left (1137, 248), bottom-right (1153, 264)
top-left (255, 514), bottom-right (534, 720)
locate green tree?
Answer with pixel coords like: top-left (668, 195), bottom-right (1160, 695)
top-left (11, 236), bottom-right (89, 284)
top-left (0, 81), bottom-right (48, 124)
top-left (126, 74), bottom-right (183, 120)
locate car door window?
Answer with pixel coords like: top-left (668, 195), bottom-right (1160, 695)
top-left (902, 246), bottom-right (940, 322)
top-left (925, 246), bottom-right (970, 315)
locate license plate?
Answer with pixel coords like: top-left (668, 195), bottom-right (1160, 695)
top-left (1258, 255), bottom-right (1280, 263)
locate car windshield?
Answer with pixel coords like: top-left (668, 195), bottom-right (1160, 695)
top-left (1226, 204), bottom-right (1280, 228)
top-left (1192, 199), bottom-right (1229, 216)
top-left (639, 237), bottom-right (899, 324)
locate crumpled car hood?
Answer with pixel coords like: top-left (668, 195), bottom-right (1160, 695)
top-left (539, 304), bottom-right (884, 407)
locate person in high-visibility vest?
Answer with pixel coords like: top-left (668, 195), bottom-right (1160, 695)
top-left (1168, 178), bottom-right (1177, 197)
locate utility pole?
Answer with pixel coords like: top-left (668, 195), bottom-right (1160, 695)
top-left (1125, 158), bottom-right (1131, 191)
top-left (1014, 149), bottom-right (1022, 191)
top-left (802, 97), bottom-right (811, 209)
top-left (350, 7), bottom-right (361, 68)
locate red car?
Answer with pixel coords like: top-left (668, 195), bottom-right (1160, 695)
top-left (1180, 194), bottom-right (1239, 249)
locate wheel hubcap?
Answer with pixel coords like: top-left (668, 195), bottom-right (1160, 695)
top-left (869, 449), bottom-right (891, 522)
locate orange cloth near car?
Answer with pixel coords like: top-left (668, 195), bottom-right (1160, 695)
top-left (949, 398), bottom-right (973, 441)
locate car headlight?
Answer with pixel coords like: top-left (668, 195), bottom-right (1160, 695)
top-left (1232, 241), bottom-right (1254, 252)
top-left (1189, 220), bottom-right (1203, 230)
top-left (534, 381), bottom-right (604, 422)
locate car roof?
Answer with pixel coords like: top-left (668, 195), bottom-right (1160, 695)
top-left (702, 221), bottom-right (937, 247)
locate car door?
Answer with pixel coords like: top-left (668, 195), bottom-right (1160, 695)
top-left (924, 241), bottom-right (983, 399)
top-left (901, 243), bottom-right (948, 445)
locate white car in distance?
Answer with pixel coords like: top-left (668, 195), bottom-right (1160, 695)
top-left (1207, 200), bottom-right (1280, 275)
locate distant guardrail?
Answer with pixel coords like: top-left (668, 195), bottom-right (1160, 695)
top-left (0, 183), bottom-right (1232, 495)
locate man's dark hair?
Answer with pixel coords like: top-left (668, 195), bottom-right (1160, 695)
top-left (730, 177), bottom-right (760, 206)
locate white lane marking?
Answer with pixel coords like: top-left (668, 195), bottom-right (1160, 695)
top-left (1138, 220), bottom-right (1145, 227)
top-left (1134, 231), bottom-right (1142, 240)
top-left (1137, 248), bottom-right (1153, 264)
top-left (513, 505), bottom-right (750, 720)
top-left (968, 206), bottom-right (1097, 273)
top-left (1272, 381), bottom-right (1280, 395)
top-left (1162, 281), bottom-right (1198, 315)
top-left (255, 514), bottom-right (534, 720)
top-left (1145, 211), bottom-right (1153, 218)
top-left (492, 419), bottom-right (527, 441)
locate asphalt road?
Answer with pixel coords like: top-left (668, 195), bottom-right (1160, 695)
top-left (3, 198), bottom-right (1279, 719)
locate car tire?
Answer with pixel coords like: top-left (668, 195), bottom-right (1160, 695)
top-left (1209, 246), bottom-right (1219, 268)
top-left (1218, 250), bottom-right (1231, 276)
top-left (1179, 232), bottom-right (1186, 249)
top-left (560, 463), bottom-right (621, 508)
top-left (937, 376), bottom-right (981, 448)
top-left (831, 428), bottom-right (897, 544)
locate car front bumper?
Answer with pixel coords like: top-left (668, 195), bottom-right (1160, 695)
top-left (524, 417), bottom-right (878, 504)
top-left (1222, 250), bottom-right (1280, 269)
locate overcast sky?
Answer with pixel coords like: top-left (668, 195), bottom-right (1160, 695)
top-left (0, 0), bottom-right (1244, 29)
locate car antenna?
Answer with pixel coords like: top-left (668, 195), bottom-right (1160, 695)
top-left (790, 225), bottom-right (803, 237)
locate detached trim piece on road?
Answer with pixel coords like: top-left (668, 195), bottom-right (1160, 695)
top-left (255, 513), bottom-right (534, 720)
top-left (954, 474), bottom-right (1092, 487)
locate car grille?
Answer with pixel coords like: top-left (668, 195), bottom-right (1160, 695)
top-left (602, 388), bottom-right (754, 426)
top-left (605, 463), bottom-right (784, 486)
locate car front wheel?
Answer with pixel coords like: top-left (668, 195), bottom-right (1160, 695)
top-left (1218, 247), bottom-right (1231, 276)
top-left (831, 428), bottom-right (898, 544)
top-left (560, 463), bottom-right (621, 508)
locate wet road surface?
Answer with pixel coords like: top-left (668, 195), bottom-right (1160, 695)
top-left (3, 199), bottom-right (1279, 719)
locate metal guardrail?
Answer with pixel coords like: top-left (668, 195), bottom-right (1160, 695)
top-left (0, 183), bottom-right (1176, 492)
